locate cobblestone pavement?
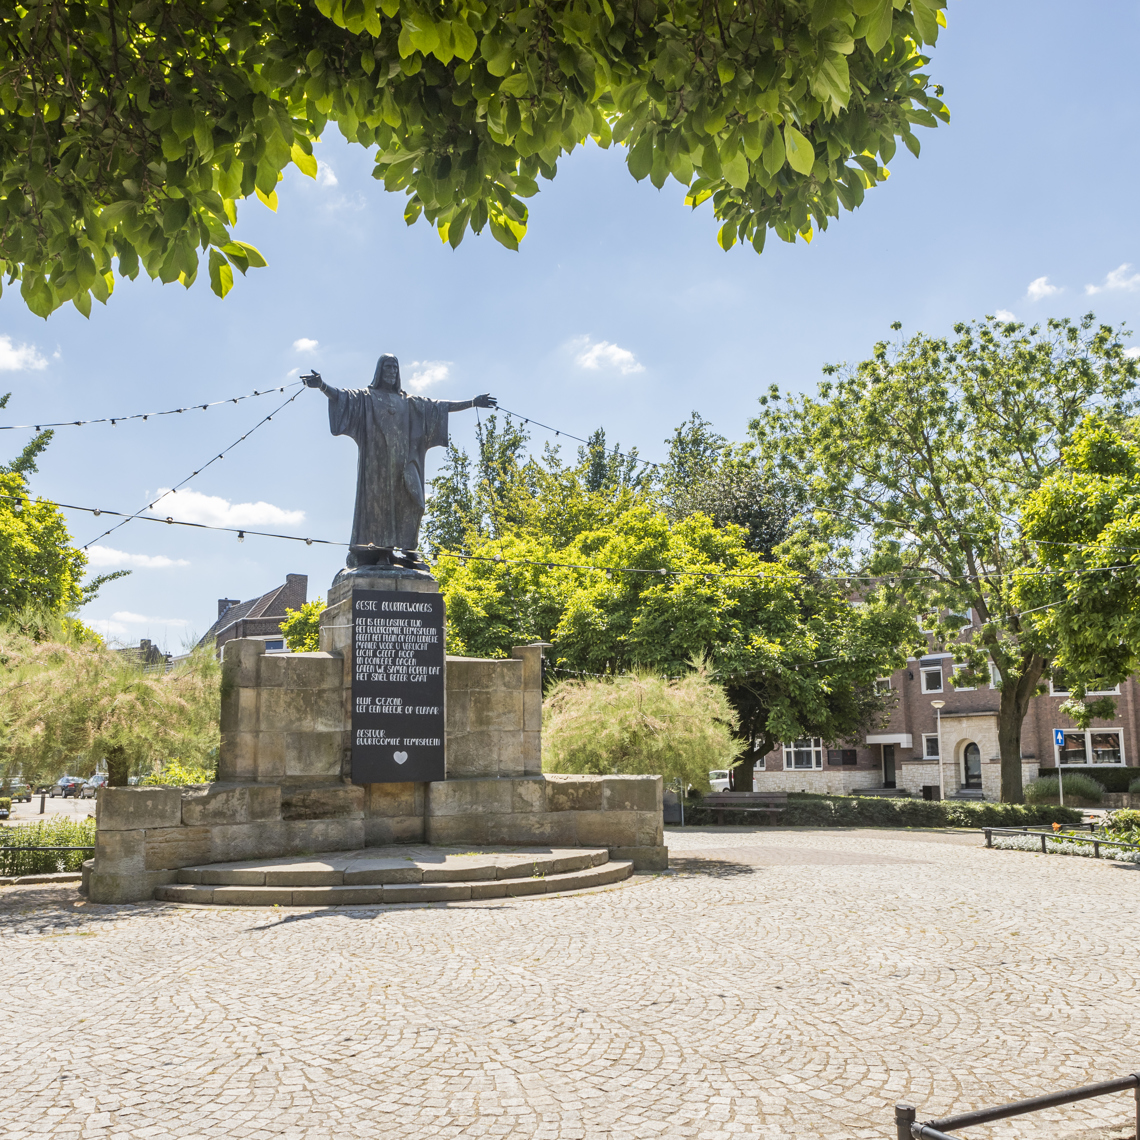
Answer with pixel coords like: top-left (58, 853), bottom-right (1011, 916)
top-left (3, 827), bottom-right (1138, 1140)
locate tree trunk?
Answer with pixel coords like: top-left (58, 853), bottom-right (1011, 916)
top-left (732, 755), bottom-right (756, 792)
top-left (106, 745), bottom-right (130, 787)
top-left (997, 655), bottom-right (1046, 803)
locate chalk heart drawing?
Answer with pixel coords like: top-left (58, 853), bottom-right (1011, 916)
top-left (393, 750), bottom-right (409, 764)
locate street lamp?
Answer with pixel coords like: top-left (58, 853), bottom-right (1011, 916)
top-left (931, 700), bottom-right (946, 800)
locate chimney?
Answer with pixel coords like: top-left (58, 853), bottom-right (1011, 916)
top-left (218, 598), bottom-right (240, 618)
top-left (284, 574), bottom-right (308, 607)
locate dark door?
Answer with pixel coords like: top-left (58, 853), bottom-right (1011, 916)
top-left (883, 744), bottom-right (896, 789)
top-left (964, 742), bottom-right (982, 788)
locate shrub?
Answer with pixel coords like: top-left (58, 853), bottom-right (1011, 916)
top-left (0, 817), bottom-right (96, 876)
top-left (1037, 766), bottom-right (1138, 793)
top-left (1103, 809), bottom-right (1140, 841)
top-left (543, 664), bottom-right (741, 793)
top-left (140, 758), bottom-right (216, 786)
top-left (1024, 774), bottom-right (1105, 804)
top-left (1130, 777), bottom-right (1140, 795)
top-left (280, 598), bottom-right (325, 652)
top-left (0, 798), bottom-right (10, 813)
top-left (683, 793), bottom-right (1081, 829)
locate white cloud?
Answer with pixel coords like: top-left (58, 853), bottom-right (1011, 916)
top-left (88, 619), bottom-right (128, 637)
top-left (292, 337), bottom-right (319, 353)
top-left (111, 611), bottom-right (189, 627)
top-left (995, 310), bottom-right (1016, 321)
top-left (1085, 263), bottom-right (1140, 295)
top-left (317, 163), bottom-right (338, 187)
top-left (406, 360), bottom-right (451, 393)
top-left (573, 337), bottom-right (645, 375)
top-left (1125, 347), bottom-right (1140, 360)
top-left (1026, 276), bottom-right (1061, 302)
top-left (0, 335), bottom-right (48, 371)
top-left (148, 489), bottom-right (305, 529)
top-left (86, 545), bottom-right (190, 569)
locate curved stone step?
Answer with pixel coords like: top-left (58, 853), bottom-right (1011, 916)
top-left (155, 858), bottom-right (632, 906)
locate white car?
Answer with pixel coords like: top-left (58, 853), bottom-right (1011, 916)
top-left (709, 770), bottom-right (732, 792)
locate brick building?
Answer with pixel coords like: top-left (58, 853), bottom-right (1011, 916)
top-left (196, 573), bottom-right (308, 657)
top-left (754, 616), bottom-right (1140, 800)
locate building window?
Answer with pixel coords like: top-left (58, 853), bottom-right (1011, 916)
top-left (827, 748), bottom-right (858, 766)
top-left (1055, 729), bottom-right (1124, 766)
top-left (1049, 669), bottom-right (1119, 696)
top-left (951, 667), bottom-right (974, 692)
top-left (921, 667), bottom-right (943, 693)
top-left (263, 639), bottom-right (286, 652)
top-left (875, 677), bottom-right (892, 694)
top-left (784, 738), bottom-right (824, 770)
top-left (923, 734), bottom-right (940, 758)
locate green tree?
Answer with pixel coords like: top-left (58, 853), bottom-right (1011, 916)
top-left (4, 0), bottom-right (949, 317)
top-left (543, 665), bottom-right (740, 792)
top-left (1014, 417), bottom-right (1140, 726)
top-left (279, 597), bottom-right (326, 651)
top-left (435, 500), bottom-right (915, 791)
top-left (0, 619), bottom-right (220, 786)
top-left (0, 396), bottom-right (126, 618)
top-left (753, 315), bottom-right (1139, 801)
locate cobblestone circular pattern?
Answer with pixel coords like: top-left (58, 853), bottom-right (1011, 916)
top-left (3, 827), bottom-right (1137, 1140)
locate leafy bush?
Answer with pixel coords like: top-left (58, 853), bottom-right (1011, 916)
top-left (0, 817), bottom-right (96, 876)
top-left (543, 665), bottom-right (741, 793)
top-left (684, 793), bottom-right (1082, 829)
top-left (1025, 774), bottom-right (1105, 804)
top-left (1129, 778), bottom-right (1140, 795)
top-left (279, 598), bottom-right (325, 653)
top-left (1037, 767), bottom-right (1138, 793)
top-left (0, 798), bottom-right (10, 813)
top-left (1103, 809), bottom-right (1140, 843)
top-left (140, 759), bottom-right (215, 786)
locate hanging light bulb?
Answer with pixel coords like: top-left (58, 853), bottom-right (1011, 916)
top-left (238, 530), bottom-right (245, 543)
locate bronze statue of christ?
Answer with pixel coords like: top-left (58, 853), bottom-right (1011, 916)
top-left (304, 355), bottom-right (494, 567)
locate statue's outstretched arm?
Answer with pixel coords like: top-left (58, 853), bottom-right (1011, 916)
top-left (301, 371), bottom-right (335, 395)
top-left (439, 394), bottom-right (497, 412)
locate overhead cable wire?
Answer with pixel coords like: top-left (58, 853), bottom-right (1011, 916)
top-left (496, 405), bottom-right (665, 471)
top-left (0, 382), bottom-right (303, 431)
top-left (82, 387), bottom-right (304, 549)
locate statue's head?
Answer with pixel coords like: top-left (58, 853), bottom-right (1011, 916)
top-left (371, 354), bottom-right (401, 392)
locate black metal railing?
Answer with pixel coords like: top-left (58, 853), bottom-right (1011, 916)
top-left (896, 1074), bottom-right (1140, 1139)
top-left (983, 826), bottom-right (1140, 857)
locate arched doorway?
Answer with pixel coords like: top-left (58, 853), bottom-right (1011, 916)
top-left (963, 742), bottom-right (982, 789)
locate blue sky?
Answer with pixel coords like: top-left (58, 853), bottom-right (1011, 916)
top-left (2, 0), bottom-right (1139, 649)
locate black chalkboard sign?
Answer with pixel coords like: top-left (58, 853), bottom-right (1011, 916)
top-left (350, 588), bottom-right (446, 784)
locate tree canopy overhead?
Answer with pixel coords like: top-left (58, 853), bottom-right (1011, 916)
top-left (3, 0), bottom-right (948, 316)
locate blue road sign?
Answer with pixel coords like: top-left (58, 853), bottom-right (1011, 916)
top-left (1054, 728), bottom-right (1066, 748)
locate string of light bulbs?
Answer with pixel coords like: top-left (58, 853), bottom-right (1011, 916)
top-left (0, 382), bottom-right (304, 431)
top-left (82, 387), bottom-right (304, 549)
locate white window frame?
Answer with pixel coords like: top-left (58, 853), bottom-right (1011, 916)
top-left (783, 738), bottom-right (824, 770)
top-left (1049, 678), bottom-right (1120, 697)
top-left (922, 733), bottom-right (940, 759)
top-left (921, 666), bottom-right (944, 693)
top-left (1054, 728), bottom-right (1125, 766)
top-left (951, 666), bottom-right (975, 692)
top-left (875, 677), bottom-right (892, 694)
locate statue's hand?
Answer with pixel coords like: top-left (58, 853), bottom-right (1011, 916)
top-left (473, 393), bottom-right (497, 409)
top-left (301, 371), bottom-right (323, 389)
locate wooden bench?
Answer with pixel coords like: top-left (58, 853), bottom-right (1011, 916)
top-left (702, 791), bottom-right (788, 825)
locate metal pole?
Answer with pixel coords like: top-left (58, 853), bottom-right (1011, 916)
top-left (39, 793), bottom-right (45, 815)
top-left (936, 708), bottom-right (945, 799)
top-left (895, 1104), bottom-right (917, 1140)
top-left (1133, 1073), bottom-right (1139, 1140)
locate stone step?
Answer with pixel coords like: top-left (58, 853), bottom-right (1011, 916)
top-left (174, 844), bottom-right (610, 888)
top-left (156, 858), bottom-right (633, 906)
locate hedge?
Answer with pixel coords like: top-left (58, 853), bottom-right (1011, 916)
top-left (0, 818), bottom-right (96, 876)
top-left (1038, 767), bottom-right (1138, 793)
top-left (683, 794), bottom-right (1082, 829)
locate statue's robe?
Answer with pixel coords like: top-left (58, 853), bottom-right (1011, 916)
top-left (327, 386), bottom-right (448, 561)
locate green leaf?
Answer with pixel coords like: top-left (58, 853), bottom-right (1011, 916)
top-left (229, 241), bottom-right (267, 268)
top-left (762, 127), bottom-right (785, 175)
top-left (627, 133), bottom-right (653, 181)
top-left (860, 0), bottom-right (894, 51)
top-left (717, 221), bottom-right (737, 251)
top-left (910, 0), bottom-right (940, 42)
top-left (290, 143), bottom-right (318, 179)
top-left (255, 187), bottom-right (279, 212)
top-left (452, 21), bottom-right (478, 61)
top-left (722, 150), bottom-right (749, 190)
top-left (783, 124), bottom-right (815, 175)
top-left (208, 249), bottom-right (234, 298)
top-left (499, 73), bottom-right (530, 97)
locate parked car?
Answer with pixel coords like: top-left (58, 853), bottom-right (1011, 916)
top-left (2, 780), bottom-right (31, 803)
top-left (79, 773), bottom-right (109, 798)
top-left (709, 770), bottom-right (732, 792)
top-left (48, 776), bottom-right (84, 798)
top-left (0, 804), bottom-right (8, 820)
